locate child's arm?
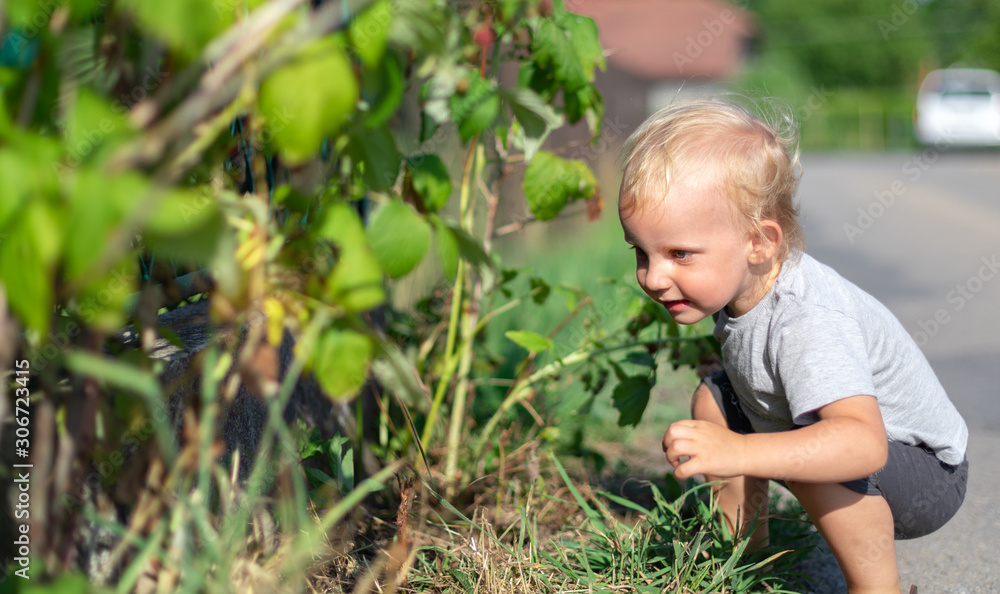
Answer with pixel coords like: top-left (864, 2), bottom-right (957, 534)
top-left (663, 395), bottom-right (888, 483)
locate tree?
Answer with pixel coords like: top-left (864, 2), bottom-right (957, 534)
top-left (748, 0), bottom-right (931, 89)
top-left (920, 0), bottom-right (1000, 71)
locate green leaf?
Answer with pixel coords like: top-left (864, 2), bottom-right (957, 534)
top-left (406, 154), bottom-right (452, 212)
top-left (505, 330), bottom-right (554, 354)
top-left (64, 351), bottom-right (161, 400)
top-left (522, 151), bottom-right (597, 221)
top-left (346, 123), bottom-right (400, 190)
top-left (63, 87), bottom-right (135, 167)
top-left (76, 259), bottom-right (139, 333)
top-left (69, 0), bottom-right (105, 18)
top-left (430, 215), bottom-right (459, 283)
top-left (312, 327), bottom-right (374, 400)
top-left (501, 87), bottom-right (563, 162)
top-left (0, 151), bottom-right (30, 230)
top-left (445, 221), bottom-right (492, 272)
top-left (22, 571), bottom-right (92, 594)
top-left (0, 201), bottom-right (60, 334)
top-left (349, 0), bottom-right (392, 68)
top-left (305, 467), bottom-right (334, 487)
top-left (529, 5), bottom-right (605, 128)
top-left (318, 203), bottom-right (385, 312)
top-left (143, 189), bottom-right (225, 266)
top-left (388, 0), bottom-right (451, 55)
top-left (258, 38), bottom-right (359, 164)
top-left (554, 283), bottom-right (586, 311)
top-left (564, 82), bottom-right (604, 131)
top-left (366, 200), bottom-right (431, 279)
top-left (531, 18), bottom-right (587, 91)
top-left (362, 50), bottom-right (405, 129)
top-left (272, 185), bottom-right (314, 214)
top-left (122, 0), bottom-right (229, 60)
top-left (327, 435), bottom-right (355, 492)
top-left (0, 138), bottom-right (61, 229)
top-left (623, 351), bottom-right (656, 367)
top-left (554, 5), bottom-right (605, 81)
top-left (64, 169), bottom-right (146, 280)
top-left (611, 375), bottom-right (652, 427)
top-left (419, 109), bottom-right (440, 144)
top-left (449, 74), bottom-right (500, 142)
top-left (529, 276), bottom-right (550, 304)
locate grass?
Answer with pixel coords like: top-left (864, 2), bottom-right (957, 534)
top-left (357, 448), bottom-right (820, 594)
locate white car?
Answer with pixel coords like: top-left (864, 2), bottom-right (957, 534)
top-left (914, 68), bottom-right (1000, 147)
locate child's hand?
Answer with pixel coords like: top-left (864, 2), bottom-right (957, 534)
top-left (661, 420), bottom-right (748, 480)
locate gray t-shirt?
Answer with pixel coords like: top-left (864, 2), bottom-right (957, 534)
top-left (715, 252), bottom-right (968, 466)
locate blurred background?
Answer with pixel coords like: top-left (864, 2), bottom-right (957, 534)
top-left (573, 0), bottom-right (1000, 151)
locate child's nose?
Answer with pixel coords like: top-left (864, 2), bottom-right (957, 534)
top-left (643, 261), bottom-right (672, 294)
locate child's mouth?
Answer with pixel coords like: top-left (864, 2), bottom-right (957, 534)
top-left (665, 299), bottom-right (690, 313)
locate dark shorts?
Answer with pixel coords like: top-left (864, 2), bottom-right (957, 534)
top-left (702, 370), bottom-right (969, 540)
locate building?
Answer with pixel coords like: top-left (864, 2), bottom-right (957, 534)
top-left (571, 0), bottom-right (757, 130)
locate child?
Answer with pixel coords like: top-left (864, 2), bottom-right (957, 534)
top-left (617, 99), bottom-right (969, 593)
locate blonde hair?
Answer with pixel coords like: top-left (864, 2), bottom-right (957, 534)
top-left (618, 98), bottom-right (804, 262)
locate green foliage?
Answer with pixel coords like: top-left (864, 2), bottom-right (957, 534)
top-left (366, 199), bottom-right (431, 279)
top-left (405, 154), bottom-right (452, 213)
top-left (450, 73), bottom-right (501, 142)
top-left (0, 0), bottom-right (785, 589)
top-left (919, 0), bottom-right (1000, 71)
top-left (524, 0), bottom-right (606, 130)
top-left (523, 151), bottom-right (597, 220)
top-left (317, 202), bottom-right (386, 313)
top-left (610, 373), bottom-right (653, 428)
top-left (258, 37), bottom-right (359, 164)
top-left (505, 329), bottom-right (554, 353)
top-left (348, 0), bottom-right (392, 68)
top-left (299, 426), bottom-right (356, 497)
top-left (312, 326), bottom-right (374, 400)
top-left (749, 0), bottom-right (930, 89)
top-left (122, 0), bottom-right (231, 60)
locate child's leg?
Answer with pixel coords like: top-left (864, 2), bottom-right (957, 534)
top-left (785, 480), bottom-right (900, 594)
top-left (691, 383), bottom-right (770, 549)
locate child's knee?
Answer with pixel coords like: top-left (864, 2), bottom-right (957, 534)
top-left (691, 381), bottom-right (726, 425)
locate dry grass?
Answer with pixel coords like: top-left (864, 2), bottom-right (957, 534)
top-left (292, 443), bottom-right (816, 594)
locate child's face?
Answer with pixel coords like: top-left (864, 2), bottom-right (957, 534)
top-left (620, 176), bottom-right (765, 324)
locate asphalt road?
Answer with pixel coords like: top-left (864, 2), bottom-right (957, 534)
top-left (795, 150), bottom-right (1000, 592)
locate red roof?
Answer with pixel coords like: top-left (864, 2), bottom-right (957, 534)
top-left (569, 0), bottom-right (755, 80)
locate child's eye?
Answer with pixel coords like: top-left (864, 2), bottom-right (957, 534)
top-left (672, 250), bottom-right (692, 260)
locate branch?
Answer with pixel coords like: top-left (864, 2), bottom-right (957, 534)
top-left (110, 0), bottom-right (375, 177)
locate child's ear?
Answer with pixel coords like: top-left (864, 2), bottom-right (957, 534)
top-left (748, 220), bottom-right (783, 265)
